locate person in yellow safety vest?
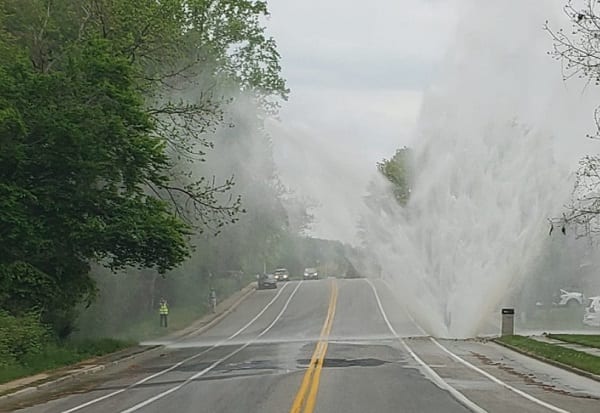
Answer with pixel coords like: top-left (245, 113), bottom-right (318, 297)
top-left (159, 298), bottom-right (169, 328)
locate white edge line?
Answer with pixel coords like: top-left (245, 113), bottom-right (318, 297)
top-left (371, 279), bottom-right (570, 413)
top-left (429, 338), bottom-right (571, 413)
top-left (365, 279), bottom-right (487, 413)
top-left (61, 282), bottom-right (295, 413)
top-left (119, 281), bottom-right (304, 413)
top-left (229, 282), bottom-right (291, 340)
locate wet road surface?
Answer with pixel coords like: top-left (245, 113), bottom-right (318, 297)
top-left (7, 278), bottom-right (600, 413)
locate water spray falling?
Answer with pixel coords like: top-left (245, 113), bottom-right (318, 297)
top-left (361, 0), bottom-right (598, 338)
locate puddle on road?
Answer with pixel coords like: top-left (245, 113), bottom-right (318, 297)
top-left (218, 360), bottom-right (281, 372)
top-left (296, 358), bottom-right (389, 368)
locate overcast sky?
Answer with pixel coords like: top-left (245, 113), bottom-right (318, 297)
top-left (265, 0), bottom-right (458, 241)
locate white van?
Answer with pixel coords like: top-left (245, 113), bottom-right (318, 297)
top-left (583, 296), bottom-right (600, 327)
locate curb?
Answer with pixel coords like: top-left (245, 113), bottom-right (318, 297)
top-left (0, 283), bottom-right (257, 403)
top-left (493, 339), bottom-right (600, 383)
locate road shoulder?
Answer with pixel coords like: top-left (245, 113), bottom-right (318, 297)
top-left (0, 283), bottom-right (256, 406)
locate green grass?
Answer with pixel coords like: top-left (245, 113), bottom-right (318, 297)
top-left (113, 305), bottom-right (207, 342)
top-left (104, 279), bottom-right (249, 342)
top-left (108, 279), bottom-right (248, 342)
top-left (497, 335), bottom-right (600, 376)
top-left (0, 338), bottom-right (133, 385)
top-left (75, 277), bottom-right (249, 342)
top-left (1, 280), bottom-right (249, 387)
top-left (548, 334), bottom-right (600, 349)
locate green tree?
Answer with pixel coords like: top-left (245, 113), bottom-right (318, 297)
top-left (0, 0), bottom-right (289, 336)
top-left (1, 0), bottom-right (288, 230)
top-left (0, 39), bottom-right (190, 335)
top-left (377, 146), bottom-right (413, 206)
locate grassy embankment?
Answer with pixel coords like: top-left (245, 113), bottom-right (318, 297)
top-left (0, 338), bottom-right (133, 385)
top-left (497, 335), bottom-right (600, 376)
top-left (547, 334), bottom-right (600, 349)
top-left (77, 276), bottom-right (250, 342)
top-left (1, 277), bottom-right (251, 386)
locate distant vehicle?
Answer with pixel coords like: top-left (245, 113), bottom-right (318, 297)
top-left (583, 296), bottom-right (600, 327)
top-left (273, 268), bottom-right (290, 281)
top-left (556, 289), bottom-right (584, 307)
top-left (303, 268), bottom-right (319, 280)
top-left (535, 289), bottom-right (584, 308)
top-left (257, 273), bottom-right (277, 290)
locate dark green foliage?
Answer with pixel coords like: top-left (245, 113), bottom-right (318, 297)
top-left (0, 311), bottom-right (48, 367)
top-left (377, 146), bottom-right (413, 206)
top-left (0, 335), bottom-right (132, 384)
top-left (0, 41), bottom-right (189, 334)
top-left (0, 0), bottom-right (288, 340)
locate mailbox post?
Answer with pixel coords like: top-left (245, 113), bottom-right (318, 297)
top-left (501, 308), bottom-right (515, 336)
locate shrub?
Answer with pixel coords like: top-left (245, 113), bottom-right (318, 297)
top-left (0, 310), bottom-right (48, 366)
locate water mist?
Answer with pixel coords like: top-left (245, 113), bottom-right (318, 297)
top-left (361, 0), bottom-right (598, 338)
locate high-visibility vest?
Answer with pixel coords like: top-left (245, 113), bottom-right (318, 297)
top-left (159, 303), bottom-right (169, 315)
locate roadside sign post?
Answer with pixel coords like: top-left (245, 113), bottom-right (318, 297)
top-left (501, 308), bottom-right (515, 336)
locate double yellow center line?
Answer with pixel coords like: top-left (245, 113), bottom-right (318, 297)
top-left (289, 279), bottom-right (339, 413)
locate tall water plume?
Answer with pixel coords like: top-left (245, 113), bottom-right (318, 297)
top-left (361, 0), bottom-right (599, 338)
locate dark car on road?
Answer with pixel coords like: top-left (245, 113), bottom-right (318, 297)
top-left (257, 273), bottom-right (277, 290)
top-left (303, 267), bottom-right (319, 280)
top-left (274, 268), bottom-right (290, 282)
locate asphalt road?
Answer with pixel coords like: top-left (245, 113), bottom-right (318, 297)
top-left (7, 279), bottom-right (600, 413)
